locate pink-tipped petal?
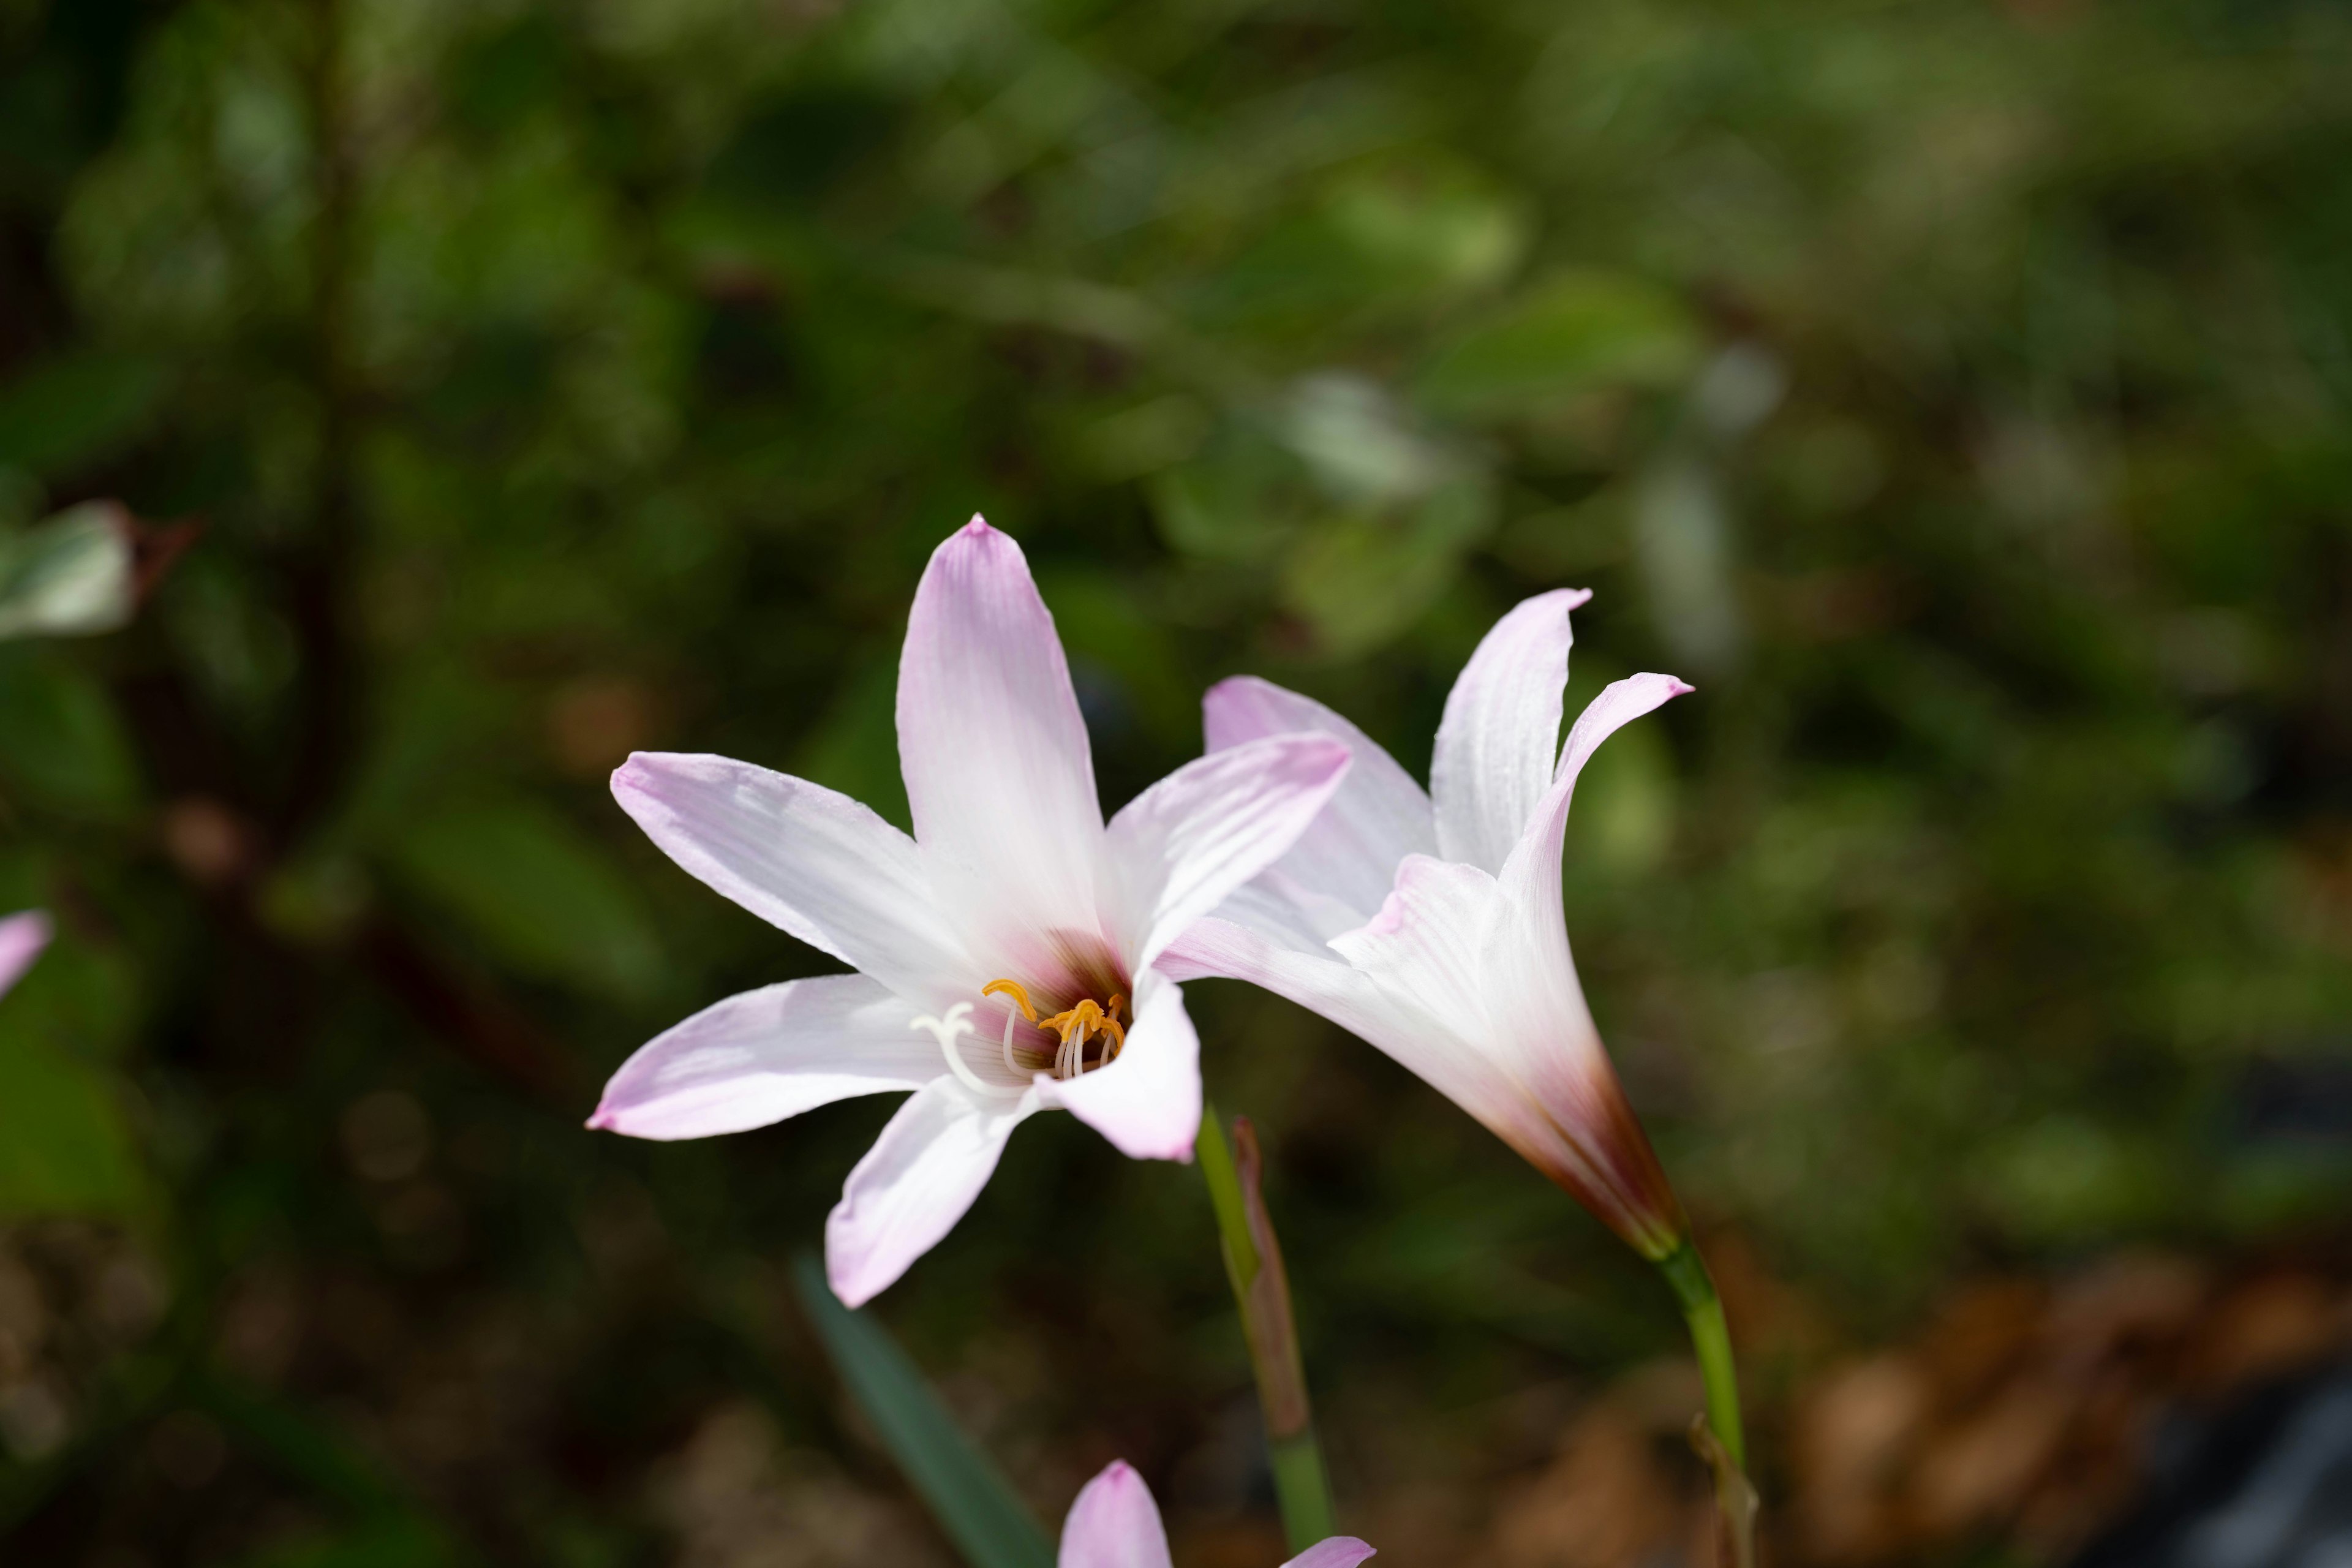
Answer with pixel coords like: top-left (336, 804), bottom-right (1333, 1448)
top-left (1499, 672), bottom-right (1694, 915)
top-left (589, 974), bottom-right (941, 1140)
top-left (1103, 733), bottom-right (1351, 970)
top-left (824, 1077), bottom-right (1040, 1306)
top-left (612, 753), bottom-right (968, 1003)
top-left (1282, 1540), bottom-right (1378, 1568)
top-left (1036, 968), bottom-right (1199, 1161)
top-left (0, 910), bottom-right (51, 998)
top-left (1057, 1460), bottom-right (1175, 1568)
top-left (898, 519), bottom-right (1106, 973)
top-left (1204, 676), bottom-right (1435, 922)
top-left (1431, 588), bottom-right (1590, 874)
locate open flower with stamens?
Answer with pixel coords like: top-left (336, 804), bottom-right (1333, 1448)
top-left (1163, 590), bottom-right (1694, 1259)
top-left (1059, 1460), bottom-right (1373, 1568)
top-left (589, 519), bottom-right (1351, 1305)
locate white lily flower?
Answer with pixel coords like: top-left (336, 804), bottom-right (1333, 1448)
top-left (590, 519), bottom-right (1351, 1304)
top-left (1164, 590), bottom-right (1693, 1257)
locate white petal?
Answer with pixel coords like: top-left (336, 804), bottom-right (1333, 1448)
top-left (824, 1077), bottom-right (1041, 1306)
top-left (1283, 1540), bottom-right (1378, 1568)
top-left (1325, 857), bottom-right (1571, 1169)
top-left (0, 910), bottom-right (51, 998)
top-left (1202, 676), bottom-right (1434, 924)
top-left (589, 974), bottom-right (941, 1140)
top-left (1498, 673), bottom-right (1694, 922)
top-left (1431, 589), bottom-right (1589, 874)
top-left (898, 519), bottom-right (1106, 978)
top-left (1035, 968), bottom-right (1200, 1161)
top-left (1102, 733), bottom-right (1351, 970)
top-left (613, 753), bottom-right (968, 1003)
top-left (1057, 1460), bottom-right (1174, 1568)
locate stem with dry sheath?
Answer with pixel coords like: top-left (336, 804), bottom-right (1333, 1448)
top-left (1197, 1101), bottom-right (1336, 1551)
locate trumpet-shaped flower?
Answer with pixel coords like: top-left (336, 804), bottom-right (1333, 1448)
top-left (1059, 1460), bottom-right (1374, 1568)
top-left (1164, 590), bottom-right (1692, 1258)
top-left (590, 519), bottom-right (1351, 1305)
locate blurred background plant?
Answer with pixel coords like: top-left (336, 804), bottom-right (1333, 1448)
top-left (2, 0), bottom-right (2351, 1563)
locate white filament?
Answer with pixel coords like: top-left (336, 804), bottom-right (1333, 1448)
top-left (909, 1003), bottom-right (1023, 1099)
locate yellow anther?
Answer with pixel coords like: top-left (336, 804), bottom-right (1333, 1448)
top-left (981, 978), bottom-right (1039, 1023)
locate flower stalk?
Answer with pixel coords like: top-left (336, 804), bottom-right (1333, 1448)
top-left (1197, 1101), bottom-right (1336, 1550)
top-left (1658, 1237), bottom-right (1754, 1567)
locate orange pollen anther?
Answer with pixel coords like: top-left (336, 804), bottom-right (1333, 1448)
top-left (980, 979), bottom-right (1128, 1079)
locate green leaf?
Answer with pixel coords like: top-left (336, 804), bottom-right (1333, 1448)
top-left (1416, 271), bottom-right (1700, 418)
top-left (0, 1025), bottom-right (145, 1221)
top-left (388, 801), bottom-right (663, 1001)
top-left (791, 1254), bottom-right (1055, 1568)
top-left (0, 501), bottom-right (137, 640)
top-left (1281, 481), bottom-right (1496, 658)
top-left (0, 353), bottom-right (167, 477)
top-left (0, 646), bottom-right (146, 816)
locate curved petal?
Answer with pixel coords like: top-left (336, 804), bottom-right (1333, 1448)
top-left (1203, 676), bottom-right (1434, 923)
top-left (899, 519), bottom-right (1106, 976)
top-left (1497, 673), bottom-right (1694, 923)
top-left (1057, 1460), bottom-right (1173, 1568)
top-left (824, 1077), bottom-right (1041, 1306)
top-left (0, 910), bottom-right (51, 998)
top-left (589, 974), bottom-right (941, 1140)
top-left (1036, 967), bottom-right (1199, 1161)
top-left (613, 753), bottom-right (967, 1003)
top-left (1102, 733), bottom-right (1352, 970)
top-left (1431, 588), bottom-right (1589, 874)
top-left (1283, 1540), bottom-right (1378, 1568)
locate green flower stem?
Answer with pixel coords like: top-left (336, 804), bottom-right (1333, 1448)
top-left (1197, 1101), bottom-right (1337, 1550)
top-left (1657, 1237), bottom-right (1744, 1470)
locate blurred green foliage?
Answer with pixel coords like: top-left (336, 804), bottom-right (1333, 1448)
top-left (0, 0), bottom-right (2348, 1560)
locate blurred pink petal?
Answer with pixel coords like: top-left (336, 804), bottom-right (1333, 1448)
top-left (0, 910), bottom-right (50, 997)
top-left (1055, 1460), bottom-right (1375, 1568)
top-left (1057, 1460), bottom-right (1175, 1568)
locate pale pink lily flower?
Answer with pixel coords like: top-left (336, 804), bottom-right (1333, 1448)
top-left (0, 910), bottom-right (51, 997)
top-left (590, 519), bottom-right (1352, 1305)
top-left (1060, 1460), bottom-right (1374, 1568)
top-left (1163, 590), bottom-right (1693, 1259)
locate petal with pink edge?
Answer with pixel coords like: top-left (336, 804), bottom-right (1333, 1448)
top-left (1102, 733), bottom-right (1351, 970)
top-left (1498, 672), bottom-right (1694, 916)
top-left (589, 974), bottom-right (941, 1141)
top-left (824, 1076), bottom-right (1040, 1306)
top-left (898, 519), bottom-right (1106, 977)
top-left (1057, 1460), bottom-right (1174, 1568)
top-left (1282, 1539), bottom-right (1378, 1568)
top-left (1431, 587), bottom-right (1589, 875)
top-left (1204, 676), bottom-right (1434, 924)
top-left (0, 910), bottom-right (51, 998)
top-left (612, 753), bottom-right (968, 1004)
top-left (1036, 967), bottom-right (1199, 1161)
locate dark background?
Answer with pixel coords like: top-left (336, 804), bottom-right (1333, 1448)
top-left (1, 0), bottom-right (2350, 1563)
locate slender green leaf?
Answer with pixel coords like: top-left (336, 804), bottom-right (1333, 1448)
top-left (791, 1254), bottom-right (1055, 1568)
